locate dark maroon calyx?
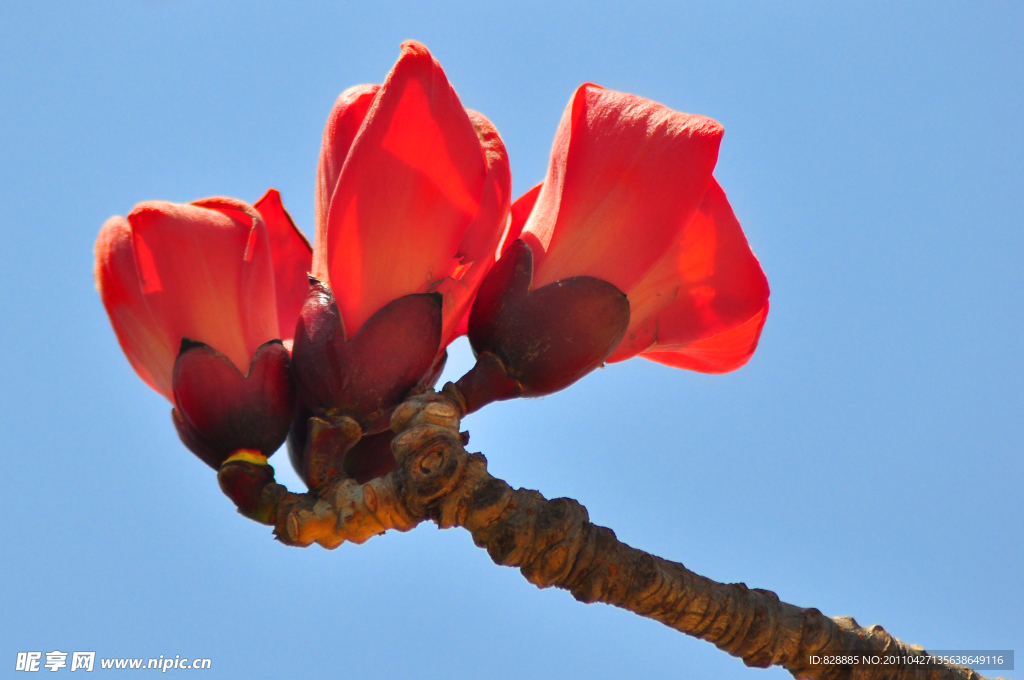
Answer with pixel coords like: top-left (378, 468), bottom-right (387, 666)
top-left (462, 239), bottom-right (630, 412)
top-left (452, 351), bottom-right (522, 415)
top-left (291, 277), bottom-right (443, 434)
top-left (171, 338), bottom-right (296, 469)
top-left (286, 403), bottom-right (314, 485)
top-left (286, 412), bottom-right (396, 489)
top-left (302, 414), bottom-right (361, 490)
top-left (342, 430), bottom-right (398, 484)
top-left (287, 346), bottom-right (446, 490)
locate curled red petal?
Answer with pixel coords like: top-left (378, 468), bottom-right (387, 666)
top-left (608, 178), bottom-right (769, 371)
top-left (172, 339), bottom-right (296, 468)
top-left (95, 215), bottom-right (178, 399)
top-left (254, 189), bottom-right (313, 345)
top-left (318, 41), bottom-right (489, 336)
top-left (522, 84), bottom-right (723, 293)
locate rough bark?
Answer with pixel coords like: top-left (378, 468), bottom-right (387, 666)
top-left (222, 387), bottom-right (1003, 680)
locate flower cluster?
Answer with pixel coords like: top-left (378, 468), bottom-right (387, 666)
top-left (95, 41), bottom-right (768, 489)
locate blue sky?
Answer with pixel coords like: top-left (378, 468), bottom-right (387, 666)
top-left (1, 1), bottom-right (1021, 678)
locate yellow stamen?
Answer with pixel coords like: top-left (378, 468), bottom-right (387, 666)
top-left (223, 449), bottom-right (268, 466)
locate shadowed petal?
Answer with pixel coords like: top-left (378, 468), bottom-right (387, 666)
top-left (95, 215), bottom-right (177, 399)
top-left (608, 178), bottom-right (769, 371)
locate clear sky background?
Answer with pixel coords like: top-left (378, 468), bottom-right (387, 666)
top-left (2, 1), bottom-right (1021, 678)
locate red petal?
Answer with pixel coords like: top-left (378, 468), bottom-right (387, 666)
top-left (95, 215), bottom-right (177, 399)
top-left (191, 198), bottom-right (278, 358)
top-left (128, 198), bottom-right (278, 375)
top-left (430, 109), bottom-right (512, 346)
top-left (522, 84), bottom-right (723, 292)
top-left (608, 179), bottom-right (770, 372)
top-left (314, 83), bottom-right (380, 240)
top-left (254, 189), bottom-right (313, 345)
top-left (317, 41), bottom-right (489, 336)
top-left (502, 182), bottom-right (542, 256)
top-left (642, 302), bottom-right (769, 373)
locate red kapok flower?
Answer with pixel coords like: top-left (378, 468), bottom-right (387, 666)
top-left (313, 41), bottom-right (511, 345)
top-left (95, 194), bottom-right (312, 467)
top-left (292, 41), bottom-right (511, 435)
top-left (94, 41), bottom-right (767, 488)
top-left (460, 84), bottom-right (768, 411)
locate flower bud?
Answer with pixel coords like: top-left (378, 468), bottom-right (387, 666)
top-left (457, 83), bottom-right (768, 411)
top-left (314, 41), bottom-right (511, 349)
top-left (95, 193), bottom-right (312, 469)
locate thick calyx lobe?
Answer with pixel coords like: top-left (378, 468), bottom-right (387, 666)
top-left (171, 339), bottom-right (296, 469)
top-left (341, 431), bottom-right (398, 484)
top-left (289, 420), bottom-right (398, 488)
top-left (291, 278), bottom-right (443, 433)
top-left (286, 349), bottom-right (448, 489)
top-left (462, 240), bottom-right (630, 412)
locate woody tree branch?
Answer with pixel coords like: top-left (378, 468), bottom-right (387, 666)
top-left (219, 387), bottom-right (1002, 680)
